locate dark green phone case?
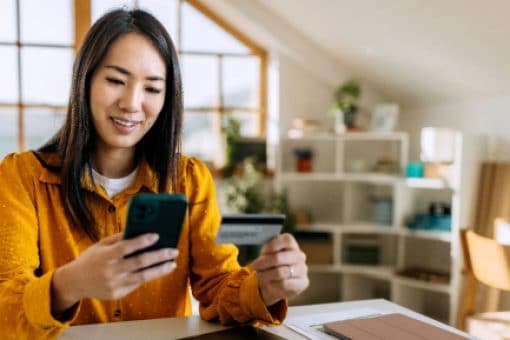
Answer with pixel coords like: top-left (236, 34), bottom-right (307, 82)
top-left (124, 193), bottom-right (188, 258)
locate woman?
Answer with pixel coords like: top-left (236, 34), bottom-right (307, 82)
top-left (0, 8), bottom-right (308, 339)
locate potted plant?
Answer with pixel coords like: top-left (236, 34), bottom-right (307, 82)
top-left (334, 79), bottom-right (361, 130)
top-left (221, 117), bottom-right (242, 177)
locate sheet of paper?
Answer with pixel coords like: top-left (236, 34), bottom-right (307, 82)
top-left (284, 308), bottom-right (383, 340)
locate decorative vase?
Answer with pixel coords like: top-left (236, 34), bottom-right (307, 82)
top-left (333, 109), bottom-right (346, 134)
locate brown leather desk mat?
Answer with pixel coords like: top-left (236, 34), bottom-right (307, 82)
top-left (323, 313), bottom-right (468, 340)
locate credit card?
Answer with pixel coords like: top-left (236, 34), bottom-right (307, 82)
top-left (216, 214), bottom-right (285, 245)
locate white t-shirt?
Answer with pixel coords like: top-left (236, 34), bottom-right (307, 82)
top-left (91, 167), bottom-right (138, 198)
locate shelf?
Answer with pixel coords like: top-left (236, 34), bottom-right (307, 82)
top-left (398, 228), bottom-right (452, 242)
top-left (309, 265), bottom-right (451, 293)
top-left (277, 129), bottom-right (464, 325)
top-left (393, 276), bottom-right (451, 294)
top-left (342, 222), bottom-right (397, 234)
top-left (343, 173), bottom-right (401, 184)
top-left (309, 264), bottom-right (394, 280)
top-left (295, 223), bottom-right (342, 233)
top-left (339, 132), bottom-right (408, 141)
top-left (283, 131), bottom-right (408, 142)
top-left (405, 178), bottom-right (455, 190)
top-left (280, 172), bottom-right (401, 184)
top-left (295, 222), bottom-right (396, 234)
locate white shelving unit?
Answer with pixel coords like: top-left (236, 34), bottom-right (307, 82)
top-left (276, 131), bottom-right (463, 325)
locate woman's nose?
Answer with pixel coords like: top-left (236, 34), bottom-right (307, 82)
top-left (119, 85), bottom-right (142, 113)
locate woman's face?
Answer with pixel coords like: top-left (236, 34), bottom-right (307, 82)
top-left (89, 32), bottom-right (166, 153)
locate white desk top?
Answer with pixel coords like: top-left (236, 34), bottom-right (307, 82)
top-left (60, 299), bottom-right (471, 339)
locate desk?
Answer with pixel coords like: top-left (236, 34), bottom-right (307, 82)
top-left (60, 299), bottom-right (470, 339)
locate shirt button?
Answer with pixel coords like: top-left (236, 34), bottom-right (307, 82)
top-left (108, 205), bottom-right (115, 213)
top-left (113, 308), bottom-right (121, 317)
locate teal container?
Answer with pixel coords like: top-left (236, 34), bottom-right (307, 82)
top-left (405, 162), bottom-right (424, 178)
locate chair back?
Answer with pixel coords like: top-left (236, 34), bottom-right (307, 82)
top-left (461, 229), bottom-right (510, 291)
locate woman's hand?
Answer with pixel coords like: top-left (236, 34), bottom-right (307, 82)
top-left (51, 233), bottom-right (178, 315)
top-left (251, 233), bottom-right (309, 307)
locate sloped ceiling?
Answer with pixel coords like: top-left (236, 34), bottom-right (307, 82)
top-left (255, 0), bottom-right (510, 107)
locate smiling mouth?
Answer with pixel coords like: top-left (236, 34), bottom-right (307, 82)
top-left (111, 117), bottom-right (141, 127)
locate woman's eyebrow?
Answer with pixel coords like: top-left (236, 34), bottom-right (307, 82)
top-left (105, 64), bottom-right (165, 82)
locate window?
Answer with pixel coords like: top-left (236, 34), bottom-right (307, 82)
top-left (0, 0), bottom-right (75, 158)
top-left (0, 0), bottom-right (266, 164)
top-left (92, 0), bottom-right (267, 164)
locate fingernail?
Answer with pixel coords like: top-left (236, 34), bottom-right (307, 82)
top-left (166, 249), bottom-right (177, 257)
top-left (149, 233), bottom-right (159, 242)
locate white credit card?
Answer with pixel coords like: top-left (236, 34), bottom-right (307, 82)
top-left (216, 214), bottom-right (285, 245)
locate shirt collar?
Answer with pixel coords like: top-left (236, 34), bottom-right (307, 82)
top-left (36, 152), bottom-right (159, 194)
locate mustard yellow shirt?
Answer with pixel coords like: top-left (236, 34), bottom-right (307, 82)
top-left (0, 151), bottom-right (286, 339)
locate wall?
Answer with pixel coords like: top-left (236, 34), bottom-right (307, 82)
top-left (400, 96), bottom-right (510, 161)
top-left (198, 0), bottom-right (387, 138)
top-left (277, 53), bottom-right (335, 133)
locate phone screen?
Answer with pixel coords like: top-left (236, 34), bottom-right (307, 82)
top-left (123, 193), bottom-right (188, 258)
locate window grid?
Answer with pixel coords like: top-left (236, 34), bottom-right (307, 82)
top-left (0, 0), bottom-right (75, 152)
top-left (180, 0), bottom-right (266, 138)
top-left (0, 0), bottom-right (266, 155)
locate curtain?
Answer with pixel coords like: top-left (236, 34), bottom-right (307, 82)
top-left (474, 162), bottom-right (510, 237)
top-left (472, 162), bottom-right (510, 312)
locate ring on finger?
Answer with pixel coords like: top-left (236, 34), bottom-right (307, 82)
top-left (288, 265), bottom-right (294, 279)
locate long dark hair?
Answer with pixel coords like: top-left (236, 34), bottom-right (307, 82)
top-left (39, 9), bottom-right (183, 241)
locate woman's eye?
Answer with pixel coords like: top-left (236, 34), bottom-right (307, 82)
top-left (106, 77), bottom-right (124, 85)
top-left (146, 87), bottom-right (162, 94)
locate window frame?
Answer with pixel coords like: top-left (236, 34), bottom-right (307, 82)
top-left (182, 0), bottom-right (267, 137)
top-left (0, 0), bottom-right (86, 152)
top-left (0, 0), bottom-right (266, 154)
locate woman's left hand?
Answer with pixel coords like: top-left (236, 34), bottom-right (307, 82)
top-left (251, 233), bottom-right (309, 306)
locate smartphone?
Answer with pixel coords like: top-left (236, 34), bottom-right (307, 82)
top-left (123, 193), bottom-right (188, 259)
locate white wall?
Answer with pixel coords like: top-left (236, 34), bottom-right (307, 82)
top-left (198, 0), bottom-right (387, 136)
top-left (277, 53), bottom-right (335, 133)
top-left (400, 96), bottom-right (510, 161)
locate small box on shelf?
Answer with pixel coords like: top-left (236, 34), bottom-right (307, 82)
top-left (344, 234), bottom-right (380, 265)
top-left (294, 232), bottom-right (332, 265)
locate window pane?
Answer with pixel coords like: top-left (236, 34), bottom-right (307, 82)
top-left (137, 0), bottom-right (179, 45)
top-left (24, 108), bottom-right (66, 150)
top-left (181, 55), bottom-right (218, 108)
top-left (222, 56), bottom-right (259, 108)
top-left (223, 113), bottom-right (259, 137)
top-left (0, 109), bottom-right (19, 158)
top-left (0, 46), bottom-right (19, 103)
top-left (92, 0), bottom-right (134, 23)
top-left (0, 0), bottom-right (17, 42)
top-left (20, 0), bottom-right (73, 45)
top-left (181, 2), bottom-right (249, 54)
top-left (21, 47), bottom-right (73, 105)
top-left (183, 111), bottom-right (221, 162)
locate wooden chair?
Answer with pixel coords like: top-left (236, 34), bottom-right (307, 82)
top-left (458, 229), bottom-right (510, 339)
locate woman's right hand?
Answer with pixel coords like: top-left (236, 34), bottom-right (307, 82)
top-left (51, 232), bottom-right (178, 315)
